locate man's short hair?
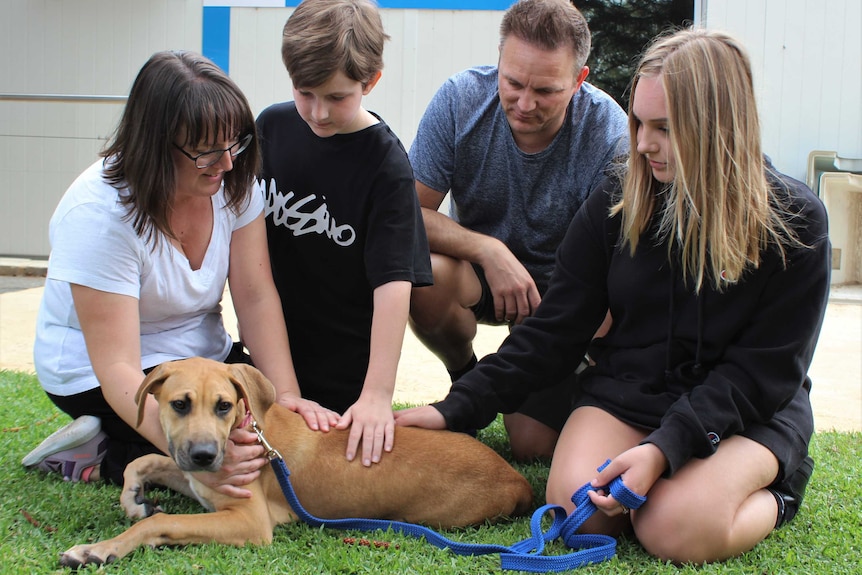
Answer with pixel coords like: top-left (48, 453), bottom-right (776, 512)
top-left (500, 0), bottom-right (592, 71)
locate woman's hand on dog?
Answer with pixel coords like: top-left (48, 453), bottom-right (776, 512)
top-left (194, 427), bottom-right (267, 498)
top-left (393, 405), bottom-right (447, 430)
top-left (278, 394), bottom-right (341, 432)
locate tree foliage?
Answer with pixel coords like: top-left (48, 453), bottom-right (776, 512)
top-left (576, 0), bottom-right (695, 107)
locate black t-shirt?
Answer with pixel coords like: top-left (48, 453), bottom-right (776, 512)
top-left (257, 102), bottom-right (432, 413)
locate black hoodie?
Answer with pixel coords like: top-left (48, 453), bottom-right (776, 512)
top-left (434, 165), bottom-right (830, 476)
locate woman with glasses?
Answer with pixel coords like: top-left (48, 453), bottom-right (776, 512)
top-left (24, 51), bottom-right (338, 496)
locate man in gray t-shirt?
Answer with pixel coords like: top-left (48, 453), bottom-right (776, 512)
top-left (406, 0), bottom-right (627, 461)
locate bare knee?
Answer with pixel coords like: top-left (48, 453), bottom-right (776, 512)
top-left (636, 438), bottom-right (780, 564)
top-left (504, 413), bottom-right (558, 462)
top-left (635, 496), bottom-right (733, 564)
top-left (545, 468), bottom-right (578, 514)
top-left (409, 284), bottom-right (449, 333)
top-left (410, 255), bottom-right (476, 330)
top-left (635, 510), bottom-right (699, 563)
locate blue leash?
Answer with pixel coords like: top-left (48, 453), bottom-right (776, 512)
top-left (269, 454), bottom-right (645, 572)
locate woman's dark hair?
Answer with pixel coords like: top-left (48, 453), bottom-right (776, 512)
top-left (101, 50), bottom-right (260, 244)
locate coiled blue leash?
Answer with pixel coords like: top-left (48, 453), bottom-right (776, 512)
top-left (267, 442), bottom-right (646, 573)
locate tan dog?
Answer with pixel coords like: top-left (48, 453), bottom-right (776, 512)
top-left (60, 357), bottom-right (533, 567)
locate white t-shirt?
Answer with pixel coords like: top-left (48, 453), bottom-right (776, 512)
top-left (34, 159), bottom-right (262, 396)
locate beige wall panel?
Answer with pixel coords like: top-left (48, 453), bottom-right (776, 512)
top-left (229, 7), bottom-right (295, 119)
top-left (228, 7), bottom-right (503, 149)
top-left (705, 0), bottom-right (862, 181)
top-left (1, 0), bottom-right (202, 257)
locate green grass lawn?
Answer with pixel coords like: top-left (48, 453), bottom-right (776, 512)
top-left (1, 368), bottom-right (860, 574)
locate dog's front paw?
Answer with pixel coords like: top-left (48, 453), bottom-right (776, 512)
top-left (60, 544), bottom-right (116, 568)
top-left (120, 484), bottom-right (163, 520)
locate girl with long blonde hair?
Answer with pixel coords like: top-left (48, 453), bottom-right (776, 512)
top-left (397, 28), bottom-right (830, 563)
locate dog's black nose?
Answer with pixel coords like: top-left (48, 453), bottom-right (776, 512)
top-left (190, 444), bottom-right (218, 467)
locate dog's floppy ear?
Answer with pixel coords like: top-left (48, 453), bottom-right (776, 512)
top-left (227, 363), bottom-right (276, 424)
top-left (134, 363), bottom-right (173, 428)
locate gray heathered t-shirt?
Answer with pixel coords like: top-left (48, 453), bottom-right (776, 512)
top-left (409, 65), bottom-right (628, 294)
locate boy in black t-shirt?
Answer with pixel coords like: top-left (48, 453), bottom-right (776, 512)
top-left (257, 0), bottom-right (432, 468)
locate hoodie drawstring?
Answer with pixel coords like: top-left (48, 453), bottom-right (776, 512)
top-left (665, 266), bottom-right (706, 380)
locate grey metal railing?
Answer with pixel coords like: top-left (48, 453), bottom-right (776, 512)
top-left (0, 93), bottom-right (127, 103)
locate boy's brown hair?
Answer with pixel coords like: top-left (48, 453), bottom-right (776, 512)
top-left (282, 0), bottom-right (389, 88)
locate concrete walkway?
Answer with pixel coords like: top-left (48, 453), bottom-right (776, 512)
top-left (1, 258), bottom-right (859, 432)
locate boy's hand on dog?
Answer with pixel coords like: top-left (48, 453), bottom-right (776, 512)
top-left (194, 428), bottom-right (267, 498)
top-left (338, 394), bottom-right (395, 466)
top-left (393, 405), bottom-right (447, 430)
top-left (278, 394), bottom-right (341, 432)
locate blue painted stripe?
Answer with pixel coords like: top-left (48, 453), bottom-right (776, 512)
top-left (204, 1), bottom-right (514, 9)
top-left (377, 0), bottom-right (512, 7)
top-left (203, 6), bottom-right (231, 74)
top-left (295, 1), bottom-right (512, 8)
top-left (286, 1), bottom-right (513, 8)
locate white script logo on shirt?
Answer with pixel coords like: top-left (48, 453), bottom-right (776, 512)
top-left (260, 178), bottom-right (356, 247)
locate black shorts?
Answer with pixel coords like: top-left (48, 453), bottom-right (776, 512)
top-left (469, 262), bottom-right (508, 325)
top-left (469, 263), bottom-right (579, 433)
top-left (576, 380), bottom-right (814, 485)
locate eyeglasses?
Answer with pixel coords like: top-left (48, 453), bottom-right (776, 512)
top-left (173, 134), bottom-right (253, 169)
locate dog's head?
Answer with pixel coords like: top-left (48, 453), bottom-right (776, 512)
top-left (135, 357), bottom-right (277, 472)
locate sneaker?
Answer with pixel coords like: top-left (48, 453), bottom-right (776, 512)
top-left (22, 415), bottom-right (102, 467)
top-left (35, 431), bottom-right (108, 482)
top-left (769, 455), bottom-right (815, 529)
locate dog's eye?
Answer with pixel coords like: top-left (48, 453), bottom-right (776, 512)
top-left (171, 399), bottom-right (190, 414)
top-left (216, 401), bottom-right (232, 417)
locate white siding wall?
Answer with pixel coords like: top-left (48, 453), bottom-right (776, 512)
top-left (704, 0), bottom-right (862, 181)
top-left (228, 7), bottom-right (503, 149)
top-left (1, 0), bottom-right (202, 257)
top-left (2, 0), bottom-right (860, 257)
